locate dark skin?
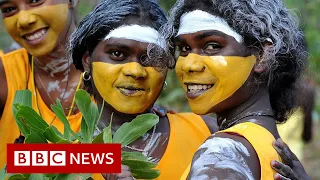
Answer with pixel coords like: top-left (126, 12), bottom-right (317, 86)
top-left (176, 30), bottom-right (283, 179)
top-left (0, 0), bottom-right (81, 117)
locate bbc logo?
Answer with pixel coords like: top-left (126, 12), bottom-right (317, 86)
top-left (14, 151), bottom-right (66, 166)
top-left (7, 144), bottom-right (121, 173)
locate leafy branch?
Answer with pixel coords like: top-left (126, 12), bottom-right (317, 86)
top-left (1, 90), bottom-right (160, 180)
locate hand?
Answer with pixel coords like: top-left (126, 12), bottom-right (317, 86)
top-left (102, 164), bottom-right (135, 180)
top-left (271, 138), bottom-right (311, 180)
top-left (152, 105), bottom-right (177, 117)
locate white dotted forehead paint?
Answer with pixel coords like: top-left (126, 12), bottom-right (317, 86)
top-left (104, 25), bottom-right (165, 49)
top-left (177, 10), bottom-right (243, 43)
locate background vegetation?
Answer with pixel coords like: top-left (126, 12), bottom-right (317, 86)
top-left (0, 0), bottom-right (319, 178)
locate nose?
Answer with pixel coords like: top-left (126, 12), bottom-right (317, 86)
top-left (17, 10), bottom-right (36, 29)
top-left (122, 62), bottom-right (147, 79)
top-left (181, 55), bottom-right (206, 73)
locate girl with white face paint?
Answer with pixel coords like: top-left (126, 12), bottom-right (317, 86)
top-left (165, 0), bottom-right (309, 179)
top-left (69, 0), bottom-right (218, 179)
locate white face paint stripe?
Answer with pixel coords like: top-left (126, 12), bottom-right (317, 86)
top-left (177, 10), bottom-right (243, 43)
top-left (104, 25), bottom-right (165, 49)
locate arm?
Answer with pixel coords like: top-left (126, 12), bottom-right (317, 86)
top-left (0, 57), bottom-right (8, 117)
top-left (188, 133), bottom-right (260, 180)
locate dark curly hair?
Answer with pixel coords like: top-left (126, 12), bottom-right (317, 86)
top-left (69, 0), bottom-right (175, 72)
top-left (164, 0), bottom-right (308, 122)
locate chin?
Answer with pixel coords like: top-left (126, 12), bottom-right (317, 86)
top-left (190, 105), bottom-right (210, 115)
top-left (115, 106), bottom-right (147, 115)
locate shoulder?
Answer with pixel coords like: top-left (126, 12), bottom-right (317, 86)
top-left (201, 115), bottom-right (218, 133)
top-left (188, 132), bottom-right (260, 180)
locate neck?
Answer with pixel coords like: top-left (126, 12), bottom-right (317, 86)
top-left (217, 87), bottom-right (280, 138)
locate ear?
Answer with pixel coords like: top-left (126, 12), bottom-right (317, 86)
top-left (82, 51), bottom-right (91, 72)
top-left (254, 39), bottom-right (273, 73)
top-left (253, 59), bottom-right (267, 73)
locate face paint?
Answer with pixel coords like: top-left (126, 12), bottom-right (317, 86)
top-left (177, 10), bottom-right (243, 43)
top-left (175, 53), bottom-right (256, 114)
top-left (3, 4), bottom-right (68, 57)
top-left (92, 62), bottom-right (166, 114)
top-left (104, 25), bottom-right (166, 49)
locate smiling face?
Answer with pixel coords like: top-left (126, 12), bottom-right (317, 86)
top-left (86, 35), bottom-right (167, 114)
top-left (175, 10), bottom-right (257, 115)
top-left (0, 0), bottom-right (69, 57)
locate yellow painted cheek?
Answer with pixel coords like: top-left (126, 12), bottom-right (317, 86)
top-left (145, 67), bottom-right (166, 101)
top-left (175, 57), bottom-right (187, 91)
top-left (92, 62), bottom-right (121, 103)
top-left (204, 55), bottom-right (256, 106)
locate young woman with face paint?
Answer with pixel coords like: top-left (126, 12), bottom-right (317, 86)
top-left (0, 0), bottom-right (82, 168)
top-left (69, 0), bottom-right (218, 179)
top-left (165, 0), bottom-right (309, 179)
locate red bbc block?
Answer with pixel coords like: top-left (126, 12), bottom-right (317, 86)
top-left (6, 144), bottom-right (121, 174)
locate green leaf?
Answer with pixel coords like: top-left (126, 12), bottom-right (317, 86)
top-left (103, 112), bottom-right (113, 144)
top-left (44, 174), bottom-right (57, 178)
top-left (29, 174), bottom-right (45, 180)
top-left (113, 114), bottom-right (159, 146)
top-left (131, 168), bottom-right (160, 179)
top-left (92, 131), bottom-right (104, 144)
top-left (0, 165), bottom-right (6, 180)
top-left (122, 151), bottom-right (148, 161)
top-left (51, 99), bottom-right (82, 141)
top-left (8, 174), bottom-right (30, 180)
top-left (122, 159), bottom-right (157, 169)
top-left (25, 128), bottom-right (48, 144)
top-left (12, 90), bottom-right (32, 136)
top-left (15, 105), bottom-right (49, 133)
top-left (81, 117), bottom-right (90, 143)
top-left (44, 126), bottom-right (71, 144)
top-left (75, 90), bottom-right (99, 142)
top-left (54, 174), bottom-right (91, 180)
top-left (51, 99), bottom-right (70, 140)
top-left (122, 159), bottom-right (160, 179)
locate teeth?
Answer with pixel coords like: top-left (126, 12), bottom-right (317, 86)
top-left (187, 84), bottom-right (213, 92)
top-left (25, 29), bottom-right (46, 41)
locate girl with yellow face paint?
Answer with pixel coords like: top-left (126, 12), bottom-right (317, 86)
top-left (0, 0), bottom-right (83, 169)
top-left (167, 0), bottom-right (309, 179)
top-left (69, 1), bottom-right (219, 179)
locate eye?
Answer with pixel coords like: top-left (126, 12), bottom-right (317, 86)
top-left (1, 6), bottom-right (17, 17)
top-left (176, 45), bottom-right (191, 57)
top-left (204, 42), bottom-right (222, 54)
top-left (180, 45), bottom-right (191, 53)
top-left (28, 0), bottom-right (44, 6)
top-left (109, 51), bottom-right (125, 61)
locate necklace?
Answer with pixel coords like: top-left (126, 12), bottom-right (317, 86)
top-left (124, 124), bottom-right (157, 156)
top-left (31, 56), bottom-right (82, 122)
top-left (219, 111), bottom-right (275, 130)
top-left (35, 69), bottom-right (57, 105)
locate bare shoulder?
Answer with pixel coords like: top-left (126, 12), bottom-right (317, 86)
top-left (0, 56), bottom-right (8, 116)
top-left (201, 115), bottom-right (219, 133)
top-left (188, 132), bottom-right (260, 180)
